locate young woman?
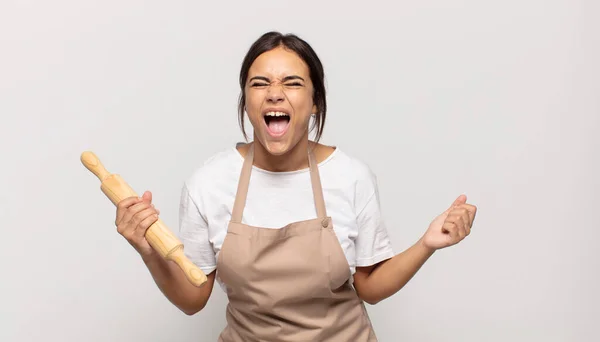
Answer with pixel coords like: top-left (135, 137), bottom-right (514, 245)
top-left (114, 31), bottom-right (477, 341)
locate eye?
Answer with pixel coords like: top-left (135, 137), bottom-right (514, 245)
top-left (250, 82), bottom-right (269, 87)
top-left (285, 82), bottom-right (303, 87)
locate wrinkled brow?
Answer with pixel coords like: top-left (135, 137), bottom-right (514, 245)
top-left (249, 75), bottom-right (305, 83)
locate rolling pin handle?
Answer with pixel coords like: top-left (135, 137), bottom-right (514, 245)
top-left (167, 246), bottom-right (208, 287)
top-left (81, 151), bottom-right (110, 181)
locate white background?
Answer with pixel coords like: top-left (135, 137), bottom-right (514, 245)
top-left (1, 0), bottom-right (598, 341)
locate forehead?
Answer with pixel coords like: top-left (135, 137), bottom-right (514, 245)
top-left (248, 46), bottom-right (310, 79)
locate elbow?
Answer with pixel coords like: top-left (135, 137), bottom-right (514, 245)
top-left (179, 301), bottom-right (207, 316)
top-left (362, 297), bottom-right (381, 305)
top-left (178, 271), bottom-right (215, 316)
top-left (354, 284), bottom-right (383, 305)
top-left (181, 308), bottom-right (199, 316)
top-left (180, 305), bottom-right (203, 316)
top-left (357, 291), bottom-right (383, 305)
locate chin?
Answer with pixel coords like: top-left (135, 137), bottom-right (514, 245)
top-left (260, 139), bottom-right (292, 156)
top-left (254, 129), bottom-right (300, 156)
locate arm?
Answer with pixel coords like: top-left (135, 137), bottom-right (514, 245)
top-left (353, 195), bottom-right (477, 304)
top-left (353, 238), bottom-right (434, 305)
top-left (142, 250), bottom-right (215, 315)
top-left (115, 191), bottom-right (216, 316)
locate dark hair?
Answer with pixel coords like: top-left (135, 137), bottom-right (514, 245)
top-left (237, 31), bottom-right (327, 143)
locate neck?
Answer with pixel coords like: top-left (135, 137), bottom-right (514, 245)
top-left (252, 135), bottom-right (314, 172)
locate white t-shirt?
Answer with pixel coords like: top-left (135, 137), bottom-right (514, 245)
top-left (178, 144), bottom-right (395, 290)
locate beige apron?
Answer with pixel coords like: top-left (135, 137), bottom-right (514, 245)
top-left (216, 143), bottom-right (378, 341)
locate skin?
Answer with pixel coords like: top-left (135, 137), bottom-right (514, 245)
top-left (352, 194), bottom-right (477, 304)
top-left (113, 45), bottom-right (478, 315)
top-left (115, 193), bottom-right (215, 315)
top-left (240, 46), bottom-right (332, 172)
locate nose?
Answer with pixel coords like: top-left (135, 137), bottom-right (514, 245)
top-left (266, 84), bottom-right (285, 103)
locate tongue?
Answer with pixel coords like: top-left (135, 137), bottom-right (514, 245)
top-left (268, 118), bottom-right (288, 133)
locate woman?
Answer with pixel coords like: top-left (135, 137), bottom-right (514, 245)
top-left (114, 31), bottom-right (477, 341)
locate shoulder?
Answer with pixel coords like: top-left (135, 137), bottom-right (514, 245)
top-left (322, 146), bottom-right (377, 184)
top-left (183, 144), bottom-right (243, 191)
top-left (317, 145), bottom-right (380, 209)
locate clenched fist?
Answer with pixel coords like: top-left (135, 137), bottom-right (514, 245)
top-left (421, 194), bottom-right (477, 250)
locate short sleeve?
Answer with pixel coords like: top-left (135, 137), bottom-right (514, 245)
top-left (178, 182), bottom-right (217, 275)
top-left (354, 172), bottom-right (395, 267)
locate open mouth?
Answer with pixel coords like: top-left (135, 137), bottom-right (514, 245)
top-left (264, 111), bottom-right (290, 137)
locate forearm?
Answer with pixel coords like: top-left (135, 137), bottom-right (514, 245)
top-left (141, 250), bottom-right (212, 315)
top-left (357, 238), bottom-right (435, 304)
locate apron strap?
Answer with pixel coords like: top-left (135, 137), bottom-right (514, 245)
top-left (230, 142), bottom-right (328, 224)
top-left (308, 146), bottom-right (327, 218)
top-left (231, 143), bottom-right (254, 223)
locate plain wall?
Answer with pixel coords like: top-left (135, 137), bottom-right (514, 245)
top-left (1, 0), bottom-right (598, 341)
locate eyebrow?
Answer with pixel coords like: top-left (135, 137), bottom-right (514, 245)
top-left (249, 75), bottom-right (305, 83)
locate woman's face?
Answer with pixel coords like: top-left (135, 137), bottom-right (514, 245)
top-left (244, 46), bottom-right (317, 156)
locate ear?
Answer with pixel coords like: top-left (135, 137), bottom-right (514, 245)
top-left (312, 104), bottom-right (318, 114)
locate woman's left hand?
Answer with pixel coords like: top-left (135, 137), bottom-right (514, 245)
top-left (421, 194), bottom-right (477, 251)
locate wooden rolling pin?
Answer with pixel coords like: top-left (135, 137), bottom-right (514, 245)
top-left (80, 151), bottom-right (207, 287)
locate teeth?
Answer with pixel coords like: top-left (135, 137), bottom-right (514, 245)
top-left (265, 111), bottom-right (289, 117)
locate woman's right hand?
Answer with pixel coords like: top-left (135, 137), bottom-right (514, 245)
top-left (115, 191), bottom-right (160, 258)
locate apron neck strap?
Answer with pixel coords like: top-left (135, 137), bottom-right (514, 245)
top-left (308, 145), bottom-right (327, 218)
top-left (231, 142), bottom-right (327, 223)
